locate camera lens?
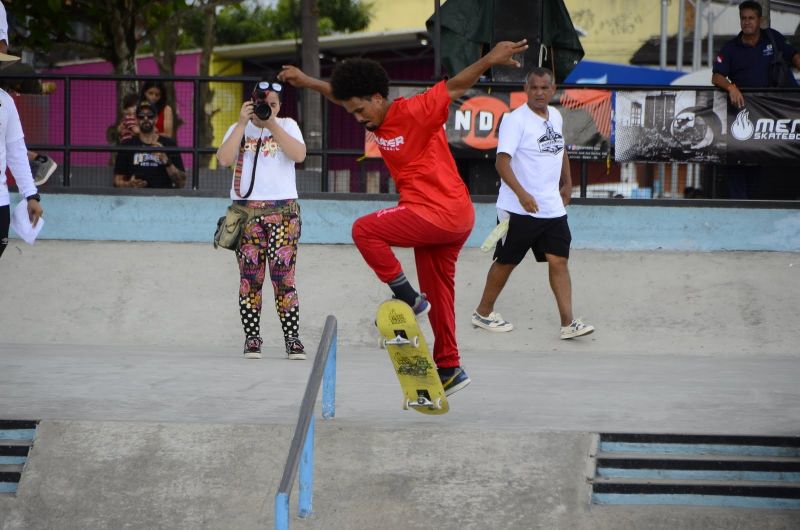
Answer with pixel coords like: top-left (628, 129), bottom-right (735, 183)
top-left (254, 102), bottom-right (271, 120)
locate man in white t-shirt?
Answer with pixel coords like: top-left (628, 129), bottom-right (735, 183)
top-left (472, 67), bottom-right (594, 340)
top-left (0, 49), bottom-right (41, 258)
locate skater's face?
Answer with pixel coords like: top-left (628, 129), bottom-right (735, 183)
top-left (341, 94), bottom-right (387, 131)
top-left (525, 73), bottom-right (555, 115)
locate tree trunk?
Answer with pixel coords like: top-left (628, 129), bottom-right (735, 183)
top-left (103, 0), bottom-right (138, 107)
top-left (198, 3), bottom-right (218, 168)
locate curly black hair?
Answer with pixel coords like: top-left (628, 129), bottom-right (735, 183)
top-left (330, 58), bottom-right (390, 101)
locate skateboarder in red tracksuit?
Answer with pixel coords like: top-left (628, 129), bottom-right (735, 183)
top-left (279, 39), bottom-right (529, 396)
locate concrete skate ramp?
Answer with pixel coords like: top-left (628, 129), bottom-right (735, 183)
top-left (3, 422), bottom-right (799, 529)
top-left (1, 242), bottom-right (799, 529)
top-left (2, 241), bottom-right (799, 356)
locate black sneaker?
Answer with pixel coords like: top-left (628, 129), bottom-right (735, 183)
top-left (243, 336), bottom-right (263, 359)
top-left (285, 338), bottom-right (306, 360)
top-left (438, 366), bottom-right (471, 397)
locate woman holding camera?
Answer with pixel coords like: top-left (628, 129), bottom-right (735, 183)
top-left (216, 80), bottom-right (307, 360)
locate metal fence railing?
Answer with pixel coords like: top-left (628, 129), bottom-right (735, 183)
top-left (274, 315), bottom-right (337, 529)
top-left (5, 71), bottom-right (800, 201)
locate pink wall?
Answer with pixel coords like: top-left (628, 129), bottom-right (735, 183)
top-left (45, 53), bottom-right (199, 167)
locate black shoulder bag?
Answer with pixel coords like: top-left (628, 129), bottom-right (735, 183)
top-left (765, 29), bottom-right (795, 88)
top-left (213, 133), bottom-right (263, 250)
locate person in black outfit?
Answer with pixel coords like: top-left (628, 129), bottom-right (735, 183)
top-left (113, 101), bottom-right (186, 188)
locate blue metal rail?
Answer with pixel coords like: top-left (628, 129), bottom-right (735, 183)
top-left (274, 315), bottom-right (337, 529)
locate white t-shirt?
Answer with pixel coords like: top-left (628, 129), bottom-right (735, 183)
top-left (0, 2), bottom-right (8, 47)
top-left (496, 104), bottom-right (566, 219)
top-left (223, 117), bottom-right (304, 201)
top-left (0, 88), bottom-right (36, 207)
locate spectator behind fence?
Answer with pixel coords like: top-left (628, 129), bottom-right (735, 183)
top-left (113, 101), bottom-right (186, 189)
top-left (139, 79), bottom-right (175, 138)
top-left (711, 0), bottom-right (800, 199)
top-left (0, 0), bottom-right (56, 186)
top-left (116, 93), bottom-right (140, 143)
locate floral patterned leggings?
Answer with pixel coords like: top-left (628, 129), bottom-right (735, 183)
top-left (235, 201), bottom-right (301, 342)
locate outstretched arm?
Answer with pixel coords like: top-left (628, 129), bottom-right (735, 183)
top-left (278, 65), bottom-right (338, 105)
top-left (446, 39), bottom-right (529, 101)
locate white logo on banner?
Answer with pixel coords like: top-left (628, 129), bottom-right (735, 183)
top-left (731, 109), bottom-right (755, 141)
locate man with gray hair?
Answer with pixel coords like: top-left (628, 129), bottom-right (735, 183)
top-left (472, 67), bottom-right (594, 340)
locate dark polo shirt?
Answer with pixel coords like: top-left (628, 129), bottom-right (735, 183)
top-left (713, 28), bottom-right (798, 87)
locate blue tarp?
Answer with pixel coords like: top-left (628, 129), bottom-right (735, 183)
top-left (564, 60), bottom-right (686, 85)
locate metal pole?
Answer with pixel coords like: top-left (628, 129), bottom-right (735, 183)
top-left (677, 0), bottom-right (686, 71)
top-left (192, 79), bottom-right (200, 189)
top-left (693, 0), bottom-right (703, 70)
top-left (63, 78), bottom-right (71, 186)
top-left (322, 331), bottom-right (336, 419)
top-left (660, 0), bottom-right (669, 69)
top-left (434, 0), bottom-right (441, 79)
top-left (580, 161), bottom-right (588, 198)
top-left (298, 416), bottom-right (315, 518)
top-left (707, 3), bottom-right (714, 68)
top-left (275, 493), bottom-right (289, 530)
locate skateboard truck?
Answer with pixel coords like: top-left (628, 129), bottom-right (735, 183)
top-left (381, 331), bottom-right (420, 349)
top-left (403, 389), bottom-right (443, 411)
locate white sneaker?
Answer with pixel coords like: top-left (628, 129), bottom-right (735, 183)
top-left (560, 318), bottom-right (594, 339)
top-left (471, 310), bottom-right (514, 332)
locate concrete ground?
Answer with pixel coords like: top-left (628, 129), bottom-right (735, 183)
top-left (1, 241), bottom-right (799, 529)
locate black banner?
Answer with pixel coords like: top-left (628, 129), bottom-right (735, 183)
top-left (614, 90), bottom-right (800, 165)
top-left (725, 92), bottom-right (800, 165)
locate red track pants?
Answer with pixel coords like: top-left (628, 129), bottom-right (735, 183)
top-left (351, 205), bottom-right (471, 368)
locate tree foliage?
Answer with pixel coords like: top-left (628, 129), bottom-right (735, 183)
top-left (6, 0), bottom-right (373, 66)
top-left (204, 0), bottom-right (372, 45)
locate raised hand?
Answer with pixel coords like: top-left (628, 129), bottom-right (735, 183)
top-left (278, 65), bottom-right (311, 88)
top-left (486, 39), bottom-right (529, 68)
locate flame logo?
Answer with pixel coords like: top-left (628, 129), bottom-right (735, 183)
top-left (731, 109), bottom-right (754, 141)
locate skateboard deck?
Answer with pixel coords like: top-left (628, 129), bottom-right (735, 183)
top-left (375, 299), bottom-right (449, 414)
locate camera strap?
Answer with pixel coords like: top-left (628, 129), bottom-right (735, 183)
top-left (234, 128), bottom-right (265, 199)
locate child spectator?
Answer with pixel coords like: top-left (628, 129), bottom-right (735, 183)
top-left (116, 93), bottom-right (140, 143)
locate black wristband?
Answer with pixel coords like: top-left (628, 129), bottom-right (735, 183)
top-left (26, 193), bottom-right (41, 202)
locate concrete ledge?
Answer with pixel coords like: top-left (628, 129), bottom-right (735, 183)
top-left (9, 193), bottom-right (800, 251)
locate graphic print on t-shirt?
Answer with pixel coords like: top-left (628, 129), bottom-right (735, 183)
top-left (538, 120), bottom-right (564, 155)
top-left (133, 152), bottom-right (164, 168)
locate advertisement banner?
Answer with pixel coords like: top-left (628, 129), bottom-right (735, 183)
top-left (614, 89), bottom-right (800, 165)
top-left (614, 90), bottom-right (726, 163)
top-left (725, 92), bottom-right (800, 165)
top-left (365, 86), bottom-right (612, 161)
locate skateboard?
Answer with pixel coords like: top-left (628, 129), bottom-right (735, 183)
top-left (375, 299), bottom-right (449, 414)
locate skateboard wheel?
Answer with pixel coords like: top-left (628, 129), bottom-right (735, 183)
top-left (380, 338), bottom-right (387, 349)
top-left (402, 399), bottom-right (410, 410)
top-left (434, 398), bottom-right (442, 410)
top-left (411, 336), bottom-right (419, 348)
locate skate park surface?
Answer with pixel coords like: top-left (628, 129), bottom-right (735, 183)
top-left (1, 240), bottom-right (799, 529)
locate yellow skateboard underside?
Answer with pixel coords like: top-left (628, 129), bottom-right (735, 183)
top-left (375, 300), bottom-right (449, 415)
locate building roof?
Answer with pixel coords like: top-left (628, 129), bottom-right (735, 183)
top-left (213, 29), bottom-right (428, 62)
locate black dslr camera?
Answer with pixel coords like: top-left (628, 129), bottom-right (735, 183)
top-left (252, 80), bottom-right (283, 121)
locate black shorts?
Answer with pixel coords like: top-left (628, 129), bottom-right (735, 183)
top-left (493, 213), bottom-right (571, 264)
